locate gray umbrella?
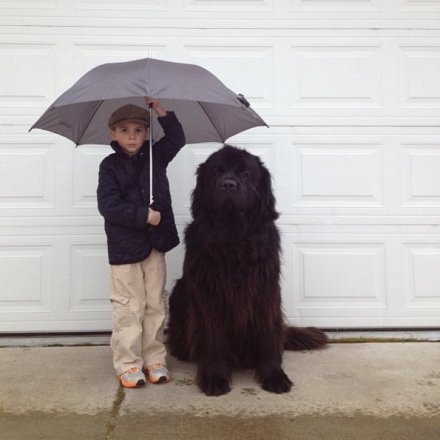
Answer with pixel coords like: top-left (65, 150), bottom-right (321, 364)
top-left (30, 57), bottom-right (267, 204)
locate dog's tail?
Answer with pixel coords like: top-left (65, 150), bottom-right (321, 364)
top-left (283, 326), bottom-right (328, 351)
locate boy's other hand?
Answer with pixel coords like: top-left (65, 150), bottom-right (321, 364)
top-left (147, 207), bottom-right (161, 226)
top-left (145, 98), bottom-right (167, 117)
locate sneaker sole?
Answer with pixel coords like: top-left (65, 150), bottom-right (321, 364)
top-left (143, 369), bottom-right (170, 384)
top-left (149, 376), bottom-right (169, 384)
top-left (119, 378), bottom-right (146, 388)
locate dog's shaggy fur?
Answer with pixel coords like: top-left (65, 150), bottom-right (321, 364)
top-left (168, 145), bottom-right (327, 396)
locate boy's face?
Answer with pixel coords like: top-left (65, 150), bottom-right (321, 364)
top-left (111, 121), bottom-right (149, 156)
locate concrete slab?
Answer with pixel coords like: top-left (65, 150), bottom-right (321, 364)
top-left (1, 342), bottom-right (439, 439)
top-left (0, 346), bottom-right (116, 415)
top-left (121, 343), bottom-right (440, 418)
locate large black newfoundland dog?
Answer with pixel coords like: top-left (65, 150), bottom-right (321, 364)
top-left (168, 145), bottom-right (327, 396)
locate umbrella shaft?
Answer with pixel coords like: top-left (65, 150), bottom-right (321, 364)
top-left (149, 105), bottom-right (153, 206)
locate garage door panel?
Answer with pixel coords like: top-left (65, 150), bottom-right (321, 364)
top-left (0, 139), bottom-right (56, 208)
top-left (403, 242), bottom-right (440, 309)
top-left (290, 45), bottom-right (382, 109)
top-left (0, 244), bottom-right (53, 312)
top-left (0, 42), bottom-right (56, 107)
top-left (184, 0), bottom-right (273, 12)
top-left (75, 0), bottom-right (167, 13)
top-left (290, 142), bottom-right (384, 207)
top-left (399, 45), bottom-right (440, 109)
top-left (0, 2), bottom-right (56, 10)
top-left (401, 142), bottom-right (440, 208)
top-left (69, 244), bottom-right (110, 313)
top-left (294, 242), bottom-right (387, 308)
top-left (0, 235), bottom-right (110, 332)
top-left (399, 0), bottom-right (440, 14)
top-left (282, 235), bottom-right (388, 316)
top-left (281, 233), bottom-right (440, 326)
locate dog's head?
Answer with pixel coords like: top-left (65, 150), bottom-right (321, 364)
top-left (191, 145), bottom-right (278, 225)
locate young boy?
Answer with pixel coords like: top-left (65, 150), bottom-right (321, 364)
top-left (97, 98), bottom-right (185, 388)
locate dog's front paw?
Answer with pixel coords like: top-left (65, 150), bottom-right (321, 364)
top-left (261, 369), bottom-right (293, 394)
top-left (198, 371), bottom-right (231, 396)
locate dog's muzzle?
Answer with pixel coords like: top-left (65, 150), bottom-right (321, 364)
top-left (219, 178), bottom-right (238, 193)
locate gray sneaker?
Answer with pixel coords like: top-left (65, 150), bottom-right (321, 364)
top-left (118, 368), bottom-right (146, 388)
top-left (146, 363), bottom-right (171, 384)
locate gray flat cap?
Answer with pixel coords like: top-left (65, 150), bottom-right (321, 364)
top-left (108, 104), bottom-right (150, 128)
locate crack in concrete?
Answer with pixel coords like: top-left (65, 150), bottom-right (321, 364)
top-left (105, 385), bottom-right (125, 440)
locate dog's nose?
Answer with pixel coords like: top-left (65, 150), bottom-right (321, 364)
top-left (221, 178), bottom-right (238, 192)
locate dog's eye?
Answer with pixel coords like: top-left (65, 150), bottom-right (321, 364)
top-left (241, 170), bottom-right (250, 178)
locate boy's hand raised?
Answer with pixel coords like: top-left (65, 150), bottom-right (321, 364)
top-left (145, 97), bottom-right (167, 117)
top-left (147, 207), bottom-right (161, 226)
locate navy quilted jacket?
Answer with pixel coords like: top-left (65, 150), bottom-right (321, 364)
top-left (97, 111), bottom-right (185, 265)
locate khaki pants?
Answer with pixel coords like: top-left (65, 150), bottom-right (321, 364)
top-left (110, 249), bottom-right (167, 375)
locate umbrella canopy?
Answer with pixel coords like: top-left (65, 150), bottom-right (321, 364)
top-left (30, 58), bottom-right (267, 146)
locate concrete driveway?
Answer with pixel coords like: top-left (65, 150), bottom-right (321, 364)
top-left (0, 342), bottom-right (439, 439)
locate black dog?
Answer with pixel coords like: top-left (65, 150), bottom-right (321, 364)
top-left (168, 145), bottom-right (327, 396)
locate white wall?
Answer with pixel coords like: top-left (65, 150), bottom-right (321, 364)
top-left (1, 0), bottom-right (440, 331)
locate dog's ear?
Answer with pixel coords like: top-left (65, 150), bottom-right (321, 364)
top-left (190, 162), bottom-right (206, 219)
top-left (257, 160), bottom-right (279, 221)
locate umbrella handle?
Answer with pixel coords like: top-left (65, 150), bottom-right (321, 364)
top-left (149, 103), bottom-right (153, 206)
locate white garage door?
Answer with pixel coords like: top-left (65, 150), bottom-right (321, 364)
top-left (1, 1), bottom-right (440, 332)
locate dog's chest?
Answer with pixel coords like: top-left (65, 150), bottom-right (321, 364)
top-left (211, 238), bottom-right (258, 270)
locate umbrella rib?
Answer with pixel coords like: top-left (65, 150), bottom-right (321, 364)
top-left (198, 101), bottom-right (225, 143)
top-left (75, 100), bottom-right (105, 146)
